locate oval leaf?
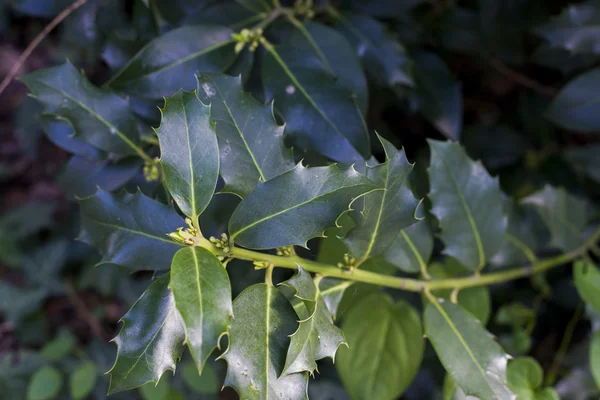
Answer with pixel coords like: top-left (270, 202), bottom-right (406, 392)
top-left (337, 292), bottom-right (424, 400)
top-left (157, 90), bottom-right (219, 220)
top-left (574, 260), bottom-right (600, 313)
top-left (229, 163), bottom-right (378, 249)
top-left (70, 361), bottom-right (97, 400)
top-left (169, 247), bottom-right (233, 373)
top-left (27, 366), bottom-right (63, 400)
top-left (428, 139), bottom-right (507, 271)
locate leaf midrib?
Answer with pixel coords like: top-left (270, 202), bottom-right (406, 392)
top-left (83, 216), bottom-right (178, 245)
top-left (182, 96), bottom-right (197, 219)
top-left (400, 229), bottom-right (426, 270)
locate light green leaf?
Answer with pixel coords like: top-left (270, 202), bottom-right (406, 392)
top-left (196, 73), bottom-right (294, 198)
top-left (27, 366), bottom-right (63, 400)
top-left (344, 136), bottom-right (419, 259)
top-left (169, 247), bottom-right (233, 373)
top-left (279, 267), bottom-right (346, 376)
top-left (20, 62), bottom-right (140, 156)
top-left (108, 275), bottom-right (185, 394)
top-left (106, 25), bottom-right (236, 99)
top-left (574, 260), bottom-right (600, 313)
top-left (78, 190), bottom-right (184, 270)
top-left (424, 299), bottom-right (514, 400)
top-left (507, 357), bottom-right (559, 400)
top-left (428, 140), bottom-right (507, 271)
top-left (337, 292), bottom-right (424, 400)
top-left (222, 283), bottom-right (308, 399)
top-left (443, 375), bottom-right (469, 400)
top-left (590, 330), bottom-right (600, 389)
top-left (564, 145), bottom-right (600, 183)
top-left (383, 219), bottom-right (434, 274)
top-left (262, 22), bottom-right (369, 163)
top-left (546, 67), bottom-right (600, 131)
top-left (40, 330), bottom-right (74, 361)
top-left (229, 163), bottom-right (378, 249)
top-left (156, 90), bottom-right (219, 220)
top-left (69, 361), bottom-right (97, 400)
top-left (523, 185), bottom-right (593, 252)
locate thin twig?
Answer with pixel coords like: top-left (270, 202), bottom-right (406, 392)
top-left (545, 302), bottom-right (584, 386)
top-left (65, 280), bottom-right (109, 342)
top-left (0, 0), bottom-right (88, 97)
top-left (488, 58), bottom-right (558, 97)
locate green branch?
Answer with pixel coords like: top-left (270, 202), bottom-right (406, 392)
top-left (196, 226), bottom-right (600, 293)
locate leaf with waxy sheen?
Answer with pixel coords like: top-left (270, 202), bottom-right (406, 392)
top-left (221, 283), bottom-right (308, 399)
top-left (169, 247), bottom-right (232, 372)
top-left (424, 299), bottom-right (514, 400)
top-left (337, 292), bottom-right (424, 400)
top-left (156, 90), bottom-right (219, 220)
top-left (318, 278), bottom-right (353, 320)
top-left (196, 73), bottom-right (294, 198)
top-left (108, 275), bottom-right (185, 394)
top-left (344, 136), bottom-right (419, 259)
top-left (574, 260), bottom-right (600, 313)
top-left (229, 163), bottom-right (378, 249)
top-left (534, 0), bottom-right (600, 55)
top-left (546, 67), bottom-right (600, 131)
top-left (262, 22), bottom-right (369, 163)
top-left (383, 219), bottom-right (434, 274)
top-left (507, 357), bottom-right (559, 400)
top-left (106, 25), bottom-right (236, 99)
top-left (78, 189), bottom-right (183, 270)
top-left (20, 62), bottom-right (140, 156)
top-left (523, 185), bottom-right (593, 252)
top-left (279, 267), bottom-right (346, 376)
top-left (428, 140), bottom-right (507, 271)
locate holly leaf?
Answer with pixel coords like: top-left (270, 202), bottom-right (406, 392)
top-left (279, 267), bottom-right (346, 376)
top-left (78, 190), bottom-right (184, 270)
top-left (262, 22), bottom-right (369, 163)
top-left (108, 274), bottom-right (185, 394)
top-left (229, 163), bottom-right (378, 249)
top-left (106, 25), bottom-right (236, 99)
top-left (337, 293), bottom-right (424, 400)
top-left (221, 283), bottom-right (308, 399)
top-left (318, 278), bottom-right (353, 321)
top-left (428, 140), bottom-right (507, 271)
top-left (20, 62), bottom-right (140, 156)
top-left (169, 247), bottom-right (233, 373)
top-left (344, 136), bottom-right (420, 259)
top-left (546, 67), bottom-right (600, 131)
top-left (564, 145), bottom-right (600, 183)
top-left (534, 0), bottom-right (600, 55)
top-left (196, 73), bottom-right (294, 198)
top-left (424, 299), bottom-right (514, 400)
top-left (523, 185), bottom-right (593, 252)
top-left (156, 90), bottom-right (219, 221)
top-left (383, 219), bottom-right (434, 274)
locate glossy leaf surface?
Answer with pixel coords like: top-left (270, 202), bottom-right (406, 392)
top-left (229, 164), bottom-right (378, 249)
top-left (107, 25), bottom-right (236, 98)
top-left (169, 247), bottom-right (232, 372)
top-left (222, 283), bottom-right (308, 399)
top-left (337, 293), bottom-right (424, 400)
top-left (428, 140), bottom-right (507, 270)
top-left (108, 275), bottom-right (185, 393)
top-left (156, 90), bottom-right (219, 220)
top-left (196, 73), bottom-right (294, 198)
top-left (383, 219), bottom-right (434, 274)
top-left (79, 190), bottom-right (183, 270)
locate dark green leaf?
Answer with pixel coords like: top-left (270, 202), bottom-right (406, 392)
top-left (534, 0), bottom-right (600, 54)
top-left (424, 300), bottom-right (513, 399)
top-left (574, 260), bottom-right (600, 313)
top-left (495, 302), bottom-right (535, 328)
top-left (79, 190), bottom-right (183, 270)
top-left (196, 73), bottom-right (294, 198)
top-left (70, 361), bottom-right (97, 400)
top-left (564, 145), bottom-right (600, 183)
top-left (107, 25), bottom-right (236, 99)
top-left (169, 247), bottom-right (233, 372)
top-left (344, 136), bottom-right (419, 259)
top-left (333, 12), bottom-right (413, 87)
top-left (157, 90), bottom-right (219, 220)
top-left (108, 275), bottom-right (185, 393)
top-left (523, 185), bottom-right (593, 252)
top-left (20, 62), bottom-right (141, 156)
top-left (546, 67), bottom-right (600, 131)
top-left (345, 0), bottom-right (424, 17)
top-left (383, 219), bottom-right (433, 274)
top-left (222, 283), bottom-right (308, 399)
top-left (182, 361), bottom-right (219, 394)
top-left (413, 53), bottom-right (462, 141)
top-left (262, 22), bottom-right (369, 163)
top-left (40, 114), bottom-right (103, 159)
top-left (318, 278), bottom-right (353, 321)
top-left (27, 366), bottom-right (63, 400)
top-left (428, 140), bottom-right (507, 271)
top-left (337, 293), bottom-right (424, 400)
top-left (229, 164), bottom-right (378, 249)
